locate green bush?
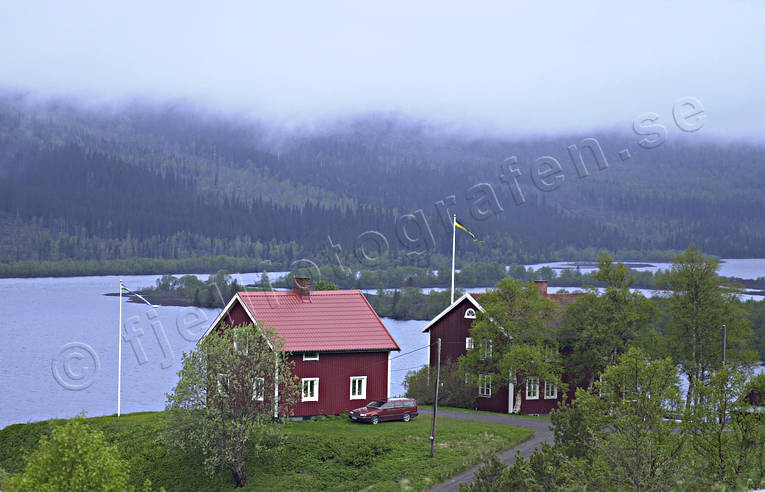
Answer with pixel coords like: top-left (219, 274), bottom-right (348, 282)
top-left (404, 359), bottom-right (476, 408)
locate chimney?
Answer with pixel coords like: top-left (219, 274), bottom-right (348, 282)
top-left (534, 280), bottom-right (548, 297)
top-left (293, 276), bottom-right (311, 299)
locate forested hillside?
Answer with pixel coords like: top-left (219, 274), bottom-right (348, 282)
top-left (1, 95), bottom-right (763, 275)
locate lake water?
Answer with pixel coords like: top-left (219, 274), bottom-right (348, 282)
top-left (525, 258), bottom-right (765, 279)
top-left (2, 260), bottom-right (764, 430)
top-left (0, 274), bottom-right (429, 429)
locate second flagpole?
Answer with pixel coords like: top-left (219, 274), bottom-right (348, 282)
top-left (451, 214), bottom-right (456, 304)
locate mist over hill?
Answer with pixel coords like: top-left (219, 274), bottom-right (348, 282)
top-left (1, 96), bottom-right (763, 273)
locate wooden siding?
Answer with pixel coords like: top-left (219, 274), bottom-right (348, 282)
top-left (288, 352), bottom-right (389, 416)
top-left (427, 297), bottom-right (567, 414)
top-left (428, 298), bottom-right (475, 366)
top-left (211, 299), bottom-right (391, 417)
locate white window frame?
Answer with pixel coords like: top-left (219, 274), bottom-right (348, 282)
top-left (252, 377), bottom-right (265, 401)
top-left (301, 377), bottom-right (319, 402)
top-left (302, 352), bottom-right (319, 361)
top-left (464, 308), bottom-right (477, 319)
top-left (465, 337), bottom-right (474, 350)
top-left (526, 377), bottom-right (540, 400)
top-left (465, 372), bottom-right (473, 385)
top-left (233, 333), bottom-right (248, 355)
top-left (543, 381), bottom-right (557, 400)
top-left (478, 374), bottom-right (492, 398)
top-left (217, 373), bottom-right (230, 396)
top-left (349, 376), bottom-right (367, 400)
top-left (481, 339), bottom-right (492, 360)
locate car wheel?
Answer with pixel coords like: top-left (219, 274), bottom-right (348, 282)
top-left (402, 413), bottom-right (411, 422)
top-left (371, 416), bottom-right (379, 425)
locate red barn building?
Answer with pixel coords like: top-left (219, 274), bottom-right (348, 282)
top-left (200, 277), bottom-right (400, 417)
top-left (422, 281), bottom-right (583, 414)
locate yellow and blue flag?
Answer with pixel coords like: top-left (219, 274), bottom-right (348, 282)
top-left (455, 219), bottom-right (481, 242)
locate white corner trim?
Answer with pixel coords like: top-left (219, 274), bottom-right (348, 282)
top-left (421, 293), bottom-right (485, 333)
top-left (387, 351), bottom-right (392, 397)
top-left (198, 293), bottom-right (273, 350)
top-left (198, 294), bottom-right (242, 344)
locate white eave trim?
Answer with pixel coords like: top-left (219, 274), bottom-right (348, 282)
top-left (198, 293), bottom-right (274, 350)
top-left (421, 293), bottom-right (485, 333)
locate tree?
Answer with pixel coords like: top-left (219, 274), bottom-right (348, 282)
top-left (575, 348), bottom-right (685, 491)
top-left (460, 278), bottom-right (559, 413)
top-left (404, 359), bottom-right (476, 408)
top-left (165, 323), bottom-right (298, 487)
top-left (312, 280), bottom-right (338, 290)
top-left (661, 246), bottom-right (755, 407)
top-left (559, 252), bottom-right (657, 388)
top-left (467, 348), bottom-right (688, 491)
top-left (683, 366), bottom-right (765, 489)
top-left (3, 415), bottom-right (155, 492)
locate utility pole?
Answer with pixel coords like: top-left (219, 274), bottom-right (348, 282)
top-left (430, 338), bottom-right (441, 458)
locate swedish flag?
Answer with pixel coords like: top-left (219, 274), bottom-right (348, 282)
top-left (455, 220), bottom-right (481, 242)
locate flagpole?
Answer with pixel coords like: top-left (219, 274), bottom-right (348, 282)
top-left (118, 279), bottom-right (123, 417)
top-left (451, 214), bottom-right (456, 304)
top-left (116, 282), bottom-right (157, 417)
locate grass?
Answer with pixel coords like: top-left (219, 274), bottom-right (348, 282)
top-left (420, 405), bottom-right (553, 420)
top-left (0, 412), bottom-right (533, 491)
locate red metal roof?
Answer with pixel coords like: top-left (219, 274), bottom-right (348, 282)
top-left (235, 290), bottom-right (400, 353)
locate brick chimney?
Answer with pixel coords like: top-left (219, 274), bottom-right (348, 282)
top-left (534, 280), bottom-right (548, 297)
top-left (293, 276), bottom-right (311, 299)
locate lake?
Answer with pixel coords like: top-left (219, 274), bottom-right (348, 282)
top-left (2, 259), bottom-right (764, 430)
top-left (0, 274), bottom-right (428, 429)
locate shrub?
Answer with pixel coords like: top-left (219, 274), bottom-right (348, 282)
top-left (404, 359), bottom-right (476, 408)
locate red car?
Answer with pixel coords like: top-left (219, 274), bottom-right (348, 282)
top-left (349, 398), bottom-right (418, 424)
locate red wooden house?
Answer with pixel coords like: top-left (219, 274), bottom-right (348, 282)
top-left (421, 281), bottom-right (583, 414)
top-left (200, 277), bottom-right (400, 417)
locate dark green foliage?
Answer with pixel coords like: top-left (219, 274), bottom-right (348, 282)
top-left (367, 288), bottom-right (454, 320)
top-left (141, 270), bottom-right (241, 307)
top-left (660, 246), bottom-right (756, 406)
top-left (559, 252), bottom-right (658, 389)
top-left (460, 278), bottom-right (560, 414)
top-left (404, 360), bottom-right (476, 408)
top-left (311, 280), bottom-right (338, 290)
top-left (164, 324), bottom-right (299, 487)
top-left (743, 373), bottom-right (765, 406)
top-left (2, 98), bottom-right (764, 272)
top-left (458, 455), bottom-right (507, 491)
top-left (1, 415), bottom-right (160, 492)
top-left (0, 412), bottom-right (533, 492)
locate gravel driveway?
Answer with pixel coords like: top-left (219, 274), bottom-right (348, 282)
top-left (420, 409), bottom-right (553, 492)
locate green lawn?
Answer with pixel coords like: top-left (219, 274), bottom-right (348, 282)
top-left (0, 412), bottom-right (533, 491)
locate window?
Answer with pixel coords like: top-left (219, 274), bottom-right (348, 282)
top-left (481, 339), bottom-right (492, 360)
top-left (544, 345), bottom-right (558, 361)
top-left (252, 377), bottom-right (265, 401)
top-left (464, 308), bottom-right (476, 319)
top-left (478, 374), bottom-right (492, 398)
top-left (526, 377), bottom-right (539, 400)
top-left (233, 333), bottom-right (248, 355)
top-left (544, 381), bottom-right (557, 399)
top-left (465, 337), bottom-right (474, 350)
top-left (465, 372), bottom-right (473, 385)
top-left (303, 352), bottom-right (319, 361)
top-left (350, 376), bottom-right (367, 400)
top-left (217, 373), bottom-right (230, 395)
top-left (301, 378), bottom-right (319, 402)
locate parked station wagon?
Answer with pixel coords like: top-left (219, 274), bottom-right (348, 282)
top-left (349, 397), bottom-right (418, 424)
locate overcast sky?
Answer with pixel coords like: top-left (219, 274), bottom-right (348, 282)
top-left (1, 1), bottom-right (763, 137)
